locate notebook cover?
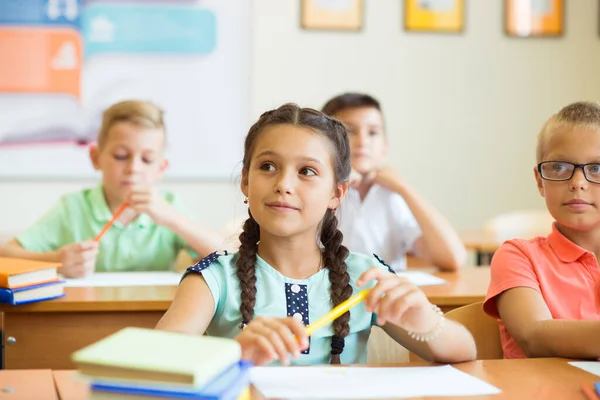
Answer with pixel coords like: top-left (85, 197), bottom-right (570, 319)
top-left (0, 280), bottom-right (65, 305)
top-left (72, 327), bottom-right (242, 388)
top-left (11, 279), bottom-right (65, 293)
top-left (0, 257), bottom-right (60, 288)
top-left (90, 360), bottom-right (252, 400)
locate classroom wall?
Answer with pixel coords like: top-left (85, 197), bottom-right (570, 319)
top-left (1, 0), bottom-right (600, 238)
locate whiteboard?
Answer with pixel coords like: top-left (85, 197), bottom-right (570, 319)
top-left (0, 0), bottom-right (250, 179)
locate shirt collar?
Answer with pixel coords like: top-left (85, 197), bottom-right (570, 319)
top-left (547, 223), bottom-right (591, 263)
top-left (89, 185), bottom-right (115, 224)
top-left (136, 212), bottom-right (153, 228)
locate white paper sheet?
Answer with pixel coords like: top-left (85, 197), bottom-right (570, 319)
top-left (569, 361), bottom-right (600, 377)
top-left (62, 272), bottom-right (183, 287)
top-left (396, 271), bottom-right (447, 286)
top-left (250, 365), bottom-right (501, 399)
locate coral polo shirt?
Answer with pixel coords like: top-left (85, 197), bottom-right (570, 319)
top-left (484, 223), bottom-right (600, 359)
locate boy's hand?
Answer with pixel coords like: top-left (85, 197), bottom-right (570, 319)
top-left (357, 267), bottom-right (441, 333)
top-left (349, 169), bottom-right (363, 189)
top-left (374, 166), bottom-right (404, 192)
top-left (234, 317), bottom-right (309, 366)
top-left (127, 186), bottom-right (175, 226)
top-left (58, 240), bottom-right (98, 278)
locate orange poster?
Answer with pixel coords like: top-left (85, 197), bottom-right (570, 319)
top-left (0, 28), bottom-right (81, 98)
top-left (505, 0), bottom-right (563, 37)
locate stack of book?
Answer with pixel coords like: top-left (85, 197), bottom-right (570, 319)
top-left (0, 257), bottom-right (65, 305)
top-left (71, 327), bottom-right (252, 400)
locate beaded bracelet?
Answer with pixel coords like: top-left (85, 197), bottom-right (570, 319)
top-left (407, 304), bottom-right (445, 342)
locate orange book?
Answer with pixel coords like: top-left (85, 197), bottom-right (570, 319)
top-left (0, 257), bottom-right (61, 289)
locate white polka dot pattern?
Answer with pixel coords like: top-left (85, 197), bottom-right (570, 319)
top-left (286, 282), bottom-right (310, 354)
top-left (186, 250), bottom-right (228, 274)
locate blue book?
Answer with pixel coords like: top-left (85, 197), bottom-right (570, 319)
top-left (594, 382), bottom-right (600, 397)
top-left (90, 360), bottom-right (252, 400)
top-left (0, 280), bottom-right (65, 305)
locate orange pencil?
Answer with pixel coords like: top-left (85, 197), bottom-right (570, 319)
top-left (582, 382), bottom-right (600, 400)
top-left (94, 202), bottom-right (129, 242)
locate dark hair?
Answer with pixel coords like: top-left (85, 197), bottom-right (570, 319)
top-left (322, 92), bottom-right (382, 117)
top-left (236, 103), bottom-right (352, 364)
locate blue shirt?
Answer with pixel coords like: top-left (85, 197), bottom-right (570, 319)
top-left (185, 251), bottom-right (393, 365)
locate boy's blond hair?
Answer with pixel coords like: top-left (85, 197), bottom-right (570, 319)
top-left (537, 101), bottom-right (600, 163)
top-left (97, 100), bottom-right (165, 149)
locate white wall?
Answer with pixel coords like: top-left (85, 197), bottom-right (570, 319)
top-left (1, 0), bottom-right (600, 237)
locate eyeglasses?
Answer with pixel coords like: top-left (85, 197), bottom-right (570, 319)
top-left (537, 161), bottom-right (600, 184)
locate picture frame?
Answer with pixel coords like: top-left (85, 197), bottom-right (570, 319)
top-left (404, 0), bottom-right (465, 33)
top-left (505, 0), bottom-right (563, 37)
top-left (301, 0), bottom-right (363, 31)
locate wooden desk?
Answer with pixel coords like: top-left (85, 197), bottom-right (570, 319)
top-left (1, 267), bottom-right (489, 370)
top-left (53, 358), bottom-right (599, 399)
top-left (0, 369), bottom-right (57, 400)
top-left (460, 231), bottom-right (502, 265)
top-left (422, 267), bottom-right (489, 312)
top-left (0, 286), bottom-right (176, 370)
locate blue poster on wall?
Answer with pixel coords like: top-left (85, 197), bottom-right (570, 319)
top-left (81, 4), bottom-right (217, 57)
top-left (0, 0), bottom-right (82, 27)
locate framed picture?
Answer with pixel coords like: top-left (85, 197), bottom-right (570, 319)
top-left (301, 0), bottom-right (363, 31)
top-left (404, 0), bottom-right (465, 33)
top-left (505, 0), bottom-right (563, 37)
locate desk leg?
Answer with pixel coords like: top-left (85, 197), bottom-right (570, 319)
top-left (476, 251), bottom-right (495, 266)
top-left (0, 311), bottom-right (4, 370)
top-left (476, 251), bottom-right (484, 266)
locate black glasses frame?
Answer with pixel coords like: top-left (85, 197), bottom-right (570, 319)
top-left (537, 161), bottom-right (600, 183)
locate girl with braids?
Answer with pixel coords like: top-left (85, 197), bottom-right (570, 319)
top-left (156, 104), bottom-right (476, 366)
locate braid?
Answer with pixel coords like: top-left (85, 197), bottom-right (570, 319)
top-left (235, 211), bottom-right (260, 327)
top-left (321, 209), bottom-right (352, 364)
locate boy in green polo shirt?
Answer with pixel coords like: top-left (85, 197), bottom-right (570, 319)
top-left (0, 101), bottom-right (224, 277)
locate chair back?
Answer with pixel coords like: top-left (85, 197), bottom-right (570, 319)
top-left (445, 301), bottom-right (503, 359)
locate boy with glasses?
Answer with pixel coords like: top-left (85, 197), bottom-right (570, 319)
top-left (484, 101), bottom-right (600, 359)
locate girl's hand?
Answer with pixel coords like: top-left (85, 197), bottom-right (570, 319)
top-left (234, 317), bottom-right (309, 366)
top-left (357, 267), bottom-right (441, 333)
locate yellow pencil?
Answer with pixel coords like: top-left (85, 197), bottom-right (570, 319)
top-left (305, 289), bottom-right (371, 337)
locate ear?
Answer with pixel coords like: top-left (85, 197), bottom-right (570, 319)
top-left (329, 181), bottom-right (349, 210)
top-left (534, 165), bottom-right (545, 197)
top-left (240, 169), bottom-right (249, 198)
top-left (157, 159), bottom-right (169, 179)
top-left (89, 145), bottom-right (101, 170)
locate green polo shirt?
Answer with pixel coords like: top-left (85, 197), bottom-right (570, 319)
top-left (16, 185), bottom-right (198, 272)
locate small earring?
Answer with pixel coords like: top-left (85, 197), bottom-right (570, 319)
top-left (243, 197), bottom-right (248, 204)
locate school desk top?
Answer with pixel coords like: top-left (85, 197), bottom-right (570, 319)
top-left (51, 358), bottom-right (599, 400)
top-left (460, 231), bottom-right (503, 253)
top-left (1, 267), bottom-right (490, 370)
top-left (0, 267), bottom-right (490, 313)
top-left (0, 369), bottom-right (57, 400)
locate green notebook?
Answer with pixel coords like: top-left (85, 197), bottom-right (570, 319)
top-left (71, 327), bottom-right (241, 389)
